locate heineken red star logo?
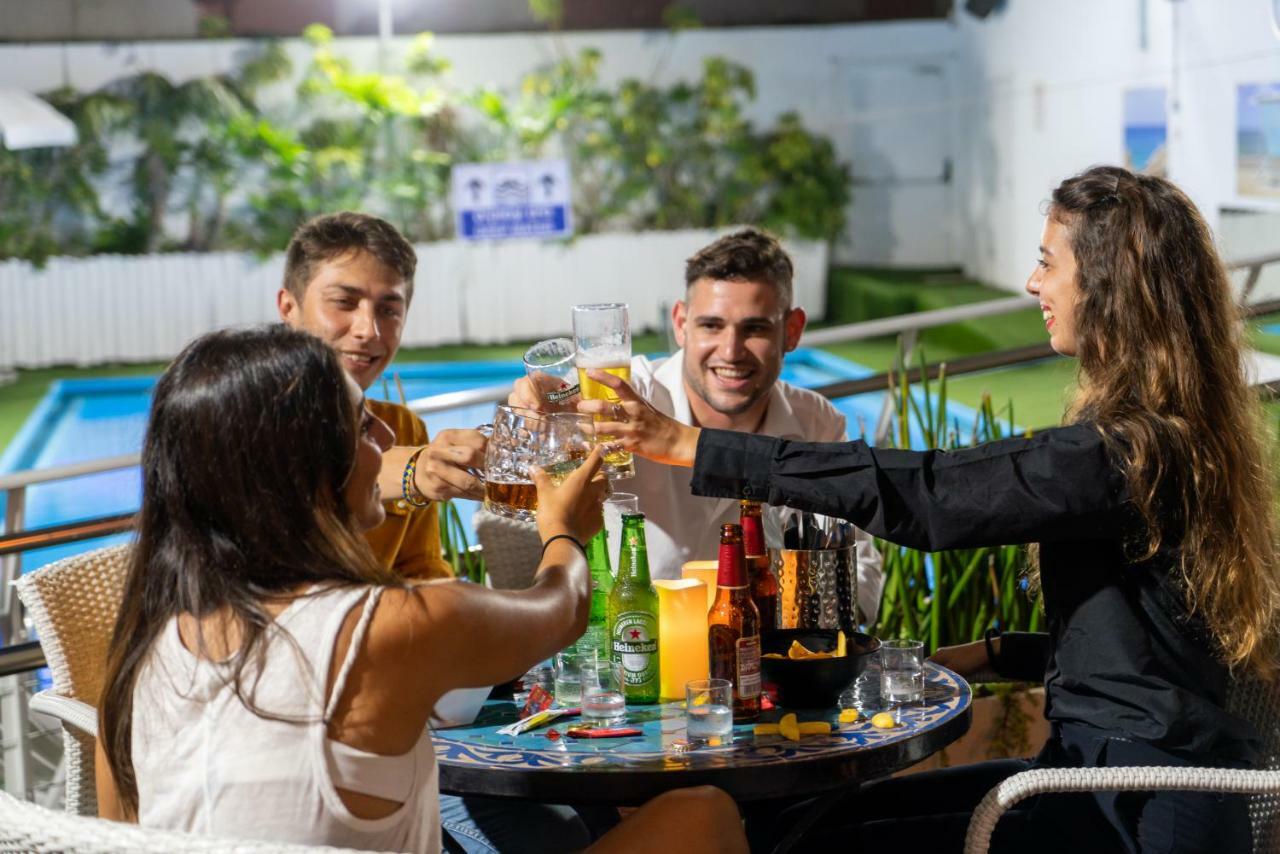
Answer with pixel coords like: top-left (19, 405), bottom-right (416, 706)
top-left (629, 629), bottom-right (641, 639)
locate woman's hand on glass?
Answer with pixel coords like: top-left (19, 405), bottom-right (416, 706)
top-left (576, 370), bottom-right (700, 467)
top-left (928, 639), bottom-right (1001, 683)
top-left (530, 445), bottom-right (609, 543)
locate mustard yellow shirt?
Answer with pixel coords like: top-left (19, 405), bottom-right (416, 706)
top-left (364, 399), bottom-right (455, 580)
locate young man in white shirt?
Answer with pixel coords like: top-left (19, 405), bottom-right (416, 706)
top-left (513, 228), bottom-right (881, 616)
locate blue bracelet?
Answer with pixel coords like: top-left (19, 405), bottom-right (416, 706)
top-left (401, 445), bottom-right (430, 508)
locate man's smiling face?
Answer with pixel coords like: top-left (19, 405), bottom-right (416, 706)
top-left (277, 249), bottom-right (408, 390)
top-left (674, 277), bottom-right (805, 425)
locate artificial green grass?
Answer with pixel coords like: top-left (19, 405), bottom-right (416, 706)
top-left (0, 362), bottom-right (165, 456)
top-left (814, 267), bottom-right (1071, 428)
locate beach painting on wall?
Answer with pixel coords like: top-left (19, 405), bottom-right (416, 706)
top-left (1238, 82), bottom-right (1280, 200)
top-left (1123, 87), bottom-right (1167, 178)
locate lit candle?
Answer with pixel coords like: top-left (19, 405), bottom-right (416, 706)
top-left (680, 560), bottom-right (718, 612)
top-left (654, 579), bottom-right (710, 702)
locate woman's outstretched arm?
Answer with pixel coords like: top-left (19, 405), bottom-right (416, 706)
top-left (690, 424), bottom-right (1129, 552)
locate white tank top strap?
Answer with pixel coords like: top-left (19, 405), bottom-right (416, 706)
top-left (323, 586), bottom-right (385, 721)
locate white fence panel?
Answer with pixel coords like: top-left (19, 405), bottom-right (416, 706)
top-left (0, 232), bottom-right (828, 370)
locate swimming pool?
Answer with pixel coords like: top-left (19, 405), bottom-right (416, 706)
top-left (0, 349), bottom-right (980, 574)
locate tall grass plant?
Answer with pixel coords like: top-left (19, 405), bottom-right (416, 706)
top-left (868, 343), bottom-right (1044, 652)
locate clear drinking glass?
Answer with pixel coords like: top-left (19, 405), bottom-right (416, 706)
top-left (580, 655), bottom-right (627, 726)
top-left (880, 639), bottom-right (925, 706)
top-left (523, 337), bottom-right (580, 412)
top-left (685, 678), bottom-right (734, 746)
top-left (538, 412), bottom-right (596, 485)
top-left (483, 404), bottom-right (548, 521)
top-left (554, 645), bottom-right (585, 706)
top-left (572, 303), bottom-right (634, 480)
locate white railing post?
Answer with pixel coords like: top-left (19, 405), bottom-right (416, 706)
top-left (0, 486), bottom-right (30, 796)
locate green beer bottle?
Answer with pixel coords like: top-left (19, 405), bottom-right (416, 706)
top-left (607, 513), bottom-right (660, 704)
top-left (579, 526), bottom-right (614, 661)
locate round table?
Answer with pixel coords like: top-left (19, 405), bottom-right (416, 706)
top-left (433, 662), bottom-right (971, 806)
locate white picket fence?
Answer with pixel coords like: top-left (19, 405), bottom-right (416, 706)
top-left (0, 230), bottom-right (828, 370)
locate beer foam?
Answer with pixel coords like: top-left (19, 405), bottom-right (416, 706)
top-left (576, 349), bottom-right (631, 369)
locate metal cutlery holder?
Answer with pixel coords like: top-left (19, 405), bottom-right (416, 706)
top-left (774, 546), bottom-right (859, 633)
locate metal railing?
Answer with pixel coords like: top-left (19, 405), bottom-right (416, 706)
top-left (1, 250), bottom-right (1278, 680)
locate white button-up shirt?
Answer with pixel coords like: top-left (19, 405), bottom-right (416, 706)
top-left (625, 351), bottom-right (883, 621)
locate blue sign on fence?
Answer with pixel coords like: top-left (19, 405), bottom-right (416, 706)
top-left (452, 159), bottom-right (573, 241)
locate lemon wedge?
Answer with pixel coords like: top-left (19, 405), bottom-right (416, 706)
top-left (870, 712), bottom-right (898, 729)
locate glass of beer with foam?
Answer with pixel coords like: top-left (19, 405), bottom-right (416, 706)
top-left (572, 303), bottom-right (634, 479)
top-left (483, 405), bottom-right (548, 521)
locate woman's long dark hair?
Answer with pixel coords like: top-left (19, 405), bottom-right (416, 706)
top-left (1056, 166), bottom-right (1280, 676)
top-left (100, 326), bottom-right (397, 817)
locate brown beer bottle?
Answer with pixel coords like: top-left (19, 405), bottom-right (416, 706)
top-left (740, 500), bottom-right (779, 632)
top-left (707, 523), bottom-right (761, 722)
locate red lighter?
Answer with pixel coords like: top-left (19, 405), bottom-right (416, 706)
top-left (565, 726), bottom-right (642, 739)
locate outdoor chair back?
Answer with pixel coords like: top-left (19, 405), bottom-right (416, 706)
top-left (0, 788), bottom-right (391, 853)
top-left (1229, 665), bottom-right (1280, 848)
top-left (473, 508), bottom-right (541, 590)
top-left (14, 544), bottom-right (130, 816)
top-left (964, 652), bottom-right (1280, 852)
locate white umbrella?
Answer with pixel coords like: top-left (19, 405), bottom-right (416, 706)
top-left (0, 89), bottom-right (77, 150)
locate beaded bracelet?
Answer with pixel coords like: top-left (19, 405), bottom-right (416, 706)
top-left (401, 445), bottom-right (431, 508)
top-left (541, 533), bottom-right (586, 557)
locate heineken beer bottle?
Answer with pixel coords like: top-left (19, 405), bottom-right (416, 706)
top-left (580, 526), bottom-right (614, 661)
top-left (607, 513), bottom-right (660, 704)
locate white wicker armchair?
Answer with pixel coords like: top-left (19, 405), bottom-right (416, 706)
top-left (473, 508), bottom-right (541, 590)
top-left (0, 788), bottom-right (394, 853)
top-left (964, 668), bottom-right (1280, 853)
top-left (14, 544), bottom-right (130, 816)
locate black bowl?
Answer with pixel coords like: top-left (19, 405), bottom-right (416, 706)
top-left (760, 629), bottom-right (881, 709)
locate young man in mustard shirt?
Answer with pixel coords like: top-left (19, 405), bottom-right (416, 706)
top-left (278, 212), bottom-right (486, 579)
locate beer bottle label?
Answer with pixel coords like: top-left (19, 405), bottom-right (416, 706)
top-left (736, 636), bottom-right (762, 699)
top-left (611, 611), bottom-right (659, 687)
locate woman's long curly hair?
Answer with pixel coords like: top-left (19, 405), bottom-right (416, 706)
top-left (1055, 165), bottom-right (1280, 676)
top-left (99, 326), bottom-right (398, 818)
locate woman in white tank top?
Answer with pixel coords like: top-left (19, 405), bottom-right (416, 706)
top-left (94, 326), bottom-right (747, 854)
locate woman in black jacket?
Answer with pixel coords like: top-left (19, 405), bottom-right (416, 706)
top-left (581, 165), bottom-right (1280, 853)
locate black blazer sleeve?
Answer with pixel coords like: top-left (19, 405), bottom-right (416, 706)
top-left (689, 424), bottom-right (1129, 552)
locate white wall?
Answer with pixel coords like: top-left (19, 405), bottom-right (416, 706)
top-left (0, 22), bottom-right (959, 269)
top-left (951, 0), bottom-right (1280, 293)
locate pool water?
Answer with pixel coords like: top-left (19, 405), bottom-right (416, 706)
top-left (0, 349), bottom-right (980, 574)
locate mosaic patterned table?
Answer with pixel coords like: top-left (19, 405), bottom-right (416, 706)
top-left (433, 663), bottom-right (971, 805)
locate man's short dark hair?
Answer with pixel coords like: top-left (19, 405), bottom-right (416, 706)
top-left (683, 228), bottom-right (794, 309)
top-left (283, 212), bottom-right (418, 303)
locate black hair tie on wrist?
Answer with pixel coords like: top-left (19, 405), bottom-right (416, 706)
top-left (541, 533), bottom-right (586, 557)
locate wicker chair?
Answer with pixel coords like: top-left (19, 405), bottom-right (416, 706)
top-left (14, 544), bottom-right (130, 817)
top-left (473, 508), bottom-right (541, 590)
top-left (0, 788), bottom-right (394, 853)
top-left (964, 666), bottom-right (1280, 853)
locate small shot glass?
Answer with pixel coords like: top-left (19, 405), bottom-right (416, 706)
top-left (879, 639), bottom-right (925, 706)
top-left (685, 678), bottom-right (734, 746)
top-left (580, 657), bottom-right (627, 726)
